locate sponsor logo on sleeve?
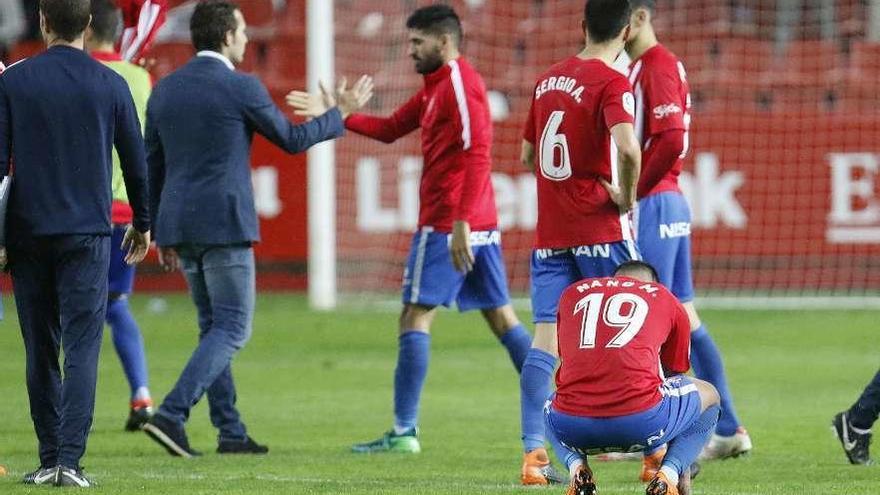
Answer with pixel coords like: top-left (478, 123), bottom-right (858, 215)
top-left (653, 103), bottom-right (683, 119)
top-left (622, 92), bottom-right (635, 117)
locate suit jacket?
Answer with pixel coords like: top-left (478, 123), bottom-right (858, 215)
top-left (146, 53), bottom-right (344, 246)
top-left (0, 45), bottom-right (150, 237)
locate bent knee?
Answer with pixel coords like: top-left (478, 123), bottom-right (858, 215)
top-left (482, 304), bottom-right (521, 335)
top-left (399, 304), bottom-right (435, 333)
top-left (691, 378), bottom-right (720, 410)
top-left (530, 323), bottom-right (558, 356)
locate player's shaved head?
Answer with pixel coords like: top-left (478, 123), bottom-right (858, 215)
top-left (583, 0), bottom-right (632, 45)
top-left (406, 4), bottom-right (463, 47)
top-left (615, 260), bottom-right (659, 283)
top-left (40, 0), bottom-right (91, 42)
top-left (89, 0), bottom-right (122, 45)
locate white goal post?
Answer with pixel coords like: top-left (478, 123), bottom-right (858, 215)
top-left (306, 0), bottom-right (336, 310)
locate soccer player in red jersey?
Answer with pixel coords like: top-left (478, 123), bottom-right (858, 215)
top-left (547, 261), bottom-right (720, 495)
top-left (625, 0), bottom-right (750, 464)
top-left (290, 5), bottom-right (534, 455)
top-left (518, 0), bottom-right (642, 484)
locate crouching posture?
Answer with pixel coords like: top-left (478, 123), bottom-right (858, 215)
top-left (545, 261), bottom-right (720, 495)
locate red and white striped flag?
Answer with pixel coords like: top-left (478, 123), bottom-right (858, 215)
top-left (116, 0), bottom-right (169, 62)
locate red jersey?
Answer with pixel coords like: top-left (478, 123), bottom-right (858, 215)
top-left (524, 57), bottom-right (636, 249)
top-left (116, 0), bottom-right (168, 62)
top-left (627, 44), bottom-right (690, 197)
top-left (553, 276), bottom-right (691, 417)
top-left (346, 58), bottom-right (497, 232)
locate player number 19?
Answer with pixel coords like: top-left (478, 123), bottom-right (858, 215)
top-left (573, 292), bottom-right (649, 349)
top-left (539, 111), bottom-right (572, 181)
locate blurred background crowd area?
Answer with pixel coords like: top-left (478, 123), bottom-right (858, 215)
top-left (1, 1), bottom-right (878, 113)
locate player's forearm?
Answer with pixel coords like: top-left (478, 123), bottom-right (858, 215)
top-left (454, 155), bottom-right (490, 223)
top-left (617, 148), bottom-right (641, 210)
top-left (637, 130), bottom-right (684, 199)
top-left (344, 113), bottom-right (405, 143)
top-left (520, 140), bottom-right (536, 172)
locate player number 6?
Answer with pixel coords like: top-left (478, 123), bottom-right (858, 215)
top-left (539, 111), bottom-right (572, 181)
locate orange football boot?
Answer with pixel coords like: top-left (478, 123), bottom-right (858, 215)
top-left (646, 471), bottom-right (680, 495)
top-left (640, 446), bottom-right (667, 482)
top-left (521, 447), bottom-right (565, 485)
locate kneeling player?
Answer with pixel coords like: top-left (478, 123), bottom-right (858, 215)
top-left (545, 261), bottom-right (720, 495)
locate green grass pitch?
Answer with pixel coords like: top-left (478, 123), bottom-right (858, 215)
top-left (0, 294), bottom-right (877, 494)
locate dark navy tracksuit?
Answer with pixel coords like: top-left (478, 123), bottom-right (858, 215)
top-left (0, 45), bottom-right (150, 469)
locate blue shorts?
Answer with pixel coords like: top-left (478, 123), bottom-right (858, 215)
top-left (636, 192), bottom-right (695, 302)
top-left (401, 228), bottom-right (511, 312)
top-left (108, 225), bottom-right (136, 296)
top-left (545, 375), bottom-right (702, 456)
top-left (530, 240), bottom-right (640, 323)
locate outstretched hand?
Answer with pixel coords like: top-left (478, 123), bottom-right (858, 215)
top-left (335, 75), bottom-right (374, 118)
top-left (285, 75), bottom-right (373, 120)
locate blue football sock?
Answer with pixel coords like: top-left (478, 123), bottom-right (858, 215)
top-left (690, 326), bottom-right (740, 436)
top-left (521, 348), bottom-right (556, 453)
top-left (544, 415), bottom-right (581, 472)
top-left (663, 405), bottom-right (721, 476)
top-left (393, 331), bottom-right (431, 431)
top-left (106, 298), bottom-right (150, 399)
top-left (499, 324), bottom-right (532, 373)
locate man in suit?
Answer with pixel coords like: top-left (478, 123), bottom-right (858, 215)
top-left (0, 0), bottom-right (151, 487)
top-left (142, 0), bottom-right (371, 457)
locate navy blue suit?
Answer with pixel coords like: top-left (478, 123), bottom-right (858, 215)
top-left (147, 54), bottom-right (343, 246)
top-left (0, 45), bottom-right (150, 469)
top-left (145, 52), bottom-right (343, 441)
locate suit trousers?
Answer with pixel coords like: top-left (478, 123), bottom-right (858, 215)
top-left (10, 234), bottom-right (110, 468)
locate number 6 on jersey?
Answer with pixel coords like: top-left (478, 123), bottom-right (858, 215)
top-left (539, 111), bottom-right (572, 181)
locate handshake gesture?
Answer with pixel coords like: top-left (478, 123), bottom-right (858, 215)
top-left (286, 75), bottom-right (374, 120)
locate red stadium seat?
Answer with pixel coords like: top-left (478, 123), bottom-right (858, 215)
top-left (841, 41), bottom-right (880, 111)
top-left (148, 42), bottom-right (195, 80)
top-left (7, 41), bottom-right (44, 64)
top-left (702, 38), bottom-right (774, 105)
top-left (238, 0), bottom-right (275, 28)
top-left (770, 40), bottom-right (844, 89)
top-left (262, 35), bottom-right (307, 91)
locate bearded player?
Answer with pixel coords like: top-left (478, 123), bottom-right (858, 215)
top-left (547, 261), bottom-right (720, 495)
top-left (290, 4), bottom-right (535, 455)
top-left (624, 0), bottom-right (751, 465)
top-left (518, 0), bottom-right (642, 485)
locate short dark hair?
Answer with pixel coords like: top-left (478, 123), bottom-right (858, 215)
top-left (190, 0), bottom-right (239, 52)
top-left (406, 4), bottom-right (463, 46)
top-left (40, 0), bottom-right (91, 42)
top-left (614, 260), bottom-right (660, 282)
top-left (584, 0), bottom-right (632, 44)
top-left (630, 0), bottom-right (656, 12)
top-left (89, 0), bottom-right (121, 44)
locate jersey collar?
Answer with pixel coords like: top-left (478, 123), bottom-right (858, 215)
top-left (423, 57), bottom-right (463, 86)
top-left (91, 50), bottom-right (123, 62)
